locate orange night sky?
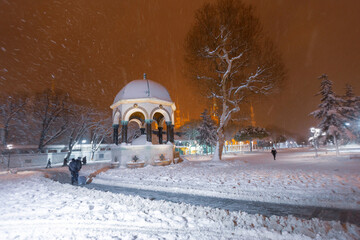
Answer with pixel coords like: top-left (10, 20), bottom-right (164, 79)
top-left (1, 0), bottom-right (360, 137)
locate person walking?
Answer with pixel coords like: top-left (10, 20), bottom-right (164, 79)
top-left (271, 147), bottom-right (277, 160)
top-left (68, 158), bottom-right (77, 185)
top-left (69, 158), bottom-right (82, 185)
top-left (45, 158), bottom-right (52, 168)
top-left (76, 157), bottom-right (83, 172)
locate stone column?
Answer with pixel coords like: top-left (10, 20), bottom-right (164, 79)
top-left (146, 119), bottom-right (152, 143)
top-left (158, 127), bottom-right (163, 144)
top-left (170, 124), bottom-right (175, 143)
top-left (166, 122), bottom-right (171, 143)
top-left (112, 124), bottom-right (119, 145)
top-left (121, 121), bottom-right (128, 144)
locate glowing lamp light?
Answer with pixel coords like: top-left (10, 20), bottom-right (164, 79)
top-left (345, 122), bottom-right (350, 126)
top-left (82, 140), bottom-right (87, 144)
top-left (7, 144), bottom-right (13, 170)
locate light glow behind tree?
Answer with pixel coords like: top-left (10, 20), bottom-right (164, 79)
top-left (185, 0), bottom-right (285, 160)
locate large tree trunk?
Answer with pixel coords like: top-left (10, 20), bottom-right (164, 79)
top-left (65, 149), bottom-right (72, 161)
top-left (3, 125), bottom-right (8, 146)
top-left (212, 89), bottom-right (230, 161)
top-left (65, 137), bottom-right (75, 161)
top-left (38, 131), bottom-right (46, 152)
top-left (65, 145), bottom-right (74, 161)
top-left (212, 127), bottom-right (225, 161)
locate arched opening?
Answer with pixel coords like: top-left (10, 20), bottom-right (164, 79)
top-left (128, 112), bottom-right (145, 143)
top-left (124, 107), bottom-right (149, 122)
top-left (153, 112), bottom-right (165, 144)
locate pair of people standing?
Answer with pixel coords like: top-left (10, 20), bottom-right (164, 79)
top-left (68, 157), bottom-right (82, 185)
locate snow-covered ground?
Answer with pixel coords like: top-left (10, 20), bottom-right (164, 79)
top-left (95, 148), bottom-right (360, 209)
top-left (0, 148), bottom-right (359, 239)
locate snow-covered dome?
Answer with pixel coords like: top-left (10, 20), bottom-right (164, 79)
top-left (113, 79), bottom-right (172, 103)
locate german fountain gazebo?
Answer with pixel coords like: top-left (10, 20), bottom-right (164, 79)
top-left (110, 74), bottom-right (176, 167)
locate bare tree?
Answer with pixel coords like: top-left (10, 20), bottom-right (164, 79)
top-left (31, 89), bottom-right (70, 152)
top-left (185, 0), bottom-right (285, 160)
top-left (89, 113), bottom-right (112, 160)
top-left (0, 94), bottom-right (27, 146)
top-left (64, 104), bottom-right (94, 161)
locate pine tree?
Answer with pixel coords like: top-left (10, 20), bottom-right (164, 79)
top-left (342, 84), bottom-right (358, 121)
top-left (342, 84), bottom-right (360, 141)
top-left (310, 74), bottom-right (351, 155)
top-left (234, 126), bottom-right (269, 152)
top-left (197, 109), bottom-right (217, 154)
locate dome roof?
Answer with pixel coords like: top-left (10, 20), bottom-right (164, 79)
top-left (113, 80), bottom-right (172, 103)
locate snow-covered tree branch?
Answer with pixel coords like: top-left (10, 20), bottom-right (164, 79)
top-left (63, 104), bottom-right (95, 161)
top-left (0, 94), bottom-right (27, 146)
top-left (185, 0), bottom-right (285, 160)
top-left (89, 113), bottom-right (112, 160)
top-left (31, 89), bottom-right (70, 152)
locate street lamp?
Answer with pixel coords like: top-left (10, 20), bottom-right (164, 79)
top-left (310, 127), bottom-right (321, 157)
top-left (7, 144), bottom-right (13, 171)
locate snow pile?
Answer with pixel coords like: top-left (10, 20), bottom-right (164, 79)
top-left (0, 172), bottom-right (358, 239)
top-left (94, 150), bottom-right (360, 209)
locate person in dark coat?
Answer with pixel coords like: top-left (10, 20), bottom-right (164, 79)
top-left (46, 158), bottom-right (52, 168)
top-left (271, 147), bottom-right (277, 160)
top-left (69, 158), bottom-right (82, 185)
top-left (76, 157), bottom-right (82, 171)
top-left (82, 156), bottom-right (87, 165)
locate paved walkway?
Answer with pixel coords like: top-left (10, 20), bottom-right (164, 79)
top-left (84, 183), bottom-right (360, 226)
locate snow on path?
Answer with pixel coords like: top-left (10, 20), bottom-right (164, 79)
top-left (93, 150), bottom-right (360, 210)
top-left (0, 171), bottom-right (359, 239)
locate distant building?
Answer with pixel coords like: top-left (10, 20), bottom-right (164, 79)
top-left (174, 107), bottom-right (190, 129)
top-left (210, 97), bottom-right (219, 124)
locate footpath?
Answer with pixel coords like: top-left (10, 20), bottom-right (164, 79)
top-left (85, 183), bottom-right (360, 227)
top-left (18, 162), bottom-right (360, 227)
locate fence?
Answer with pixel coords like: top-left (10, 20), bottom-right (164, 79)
top-left (175, 144), bottom-right (251, 155)
top-left (0, 145), bottom-right (112, 170)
